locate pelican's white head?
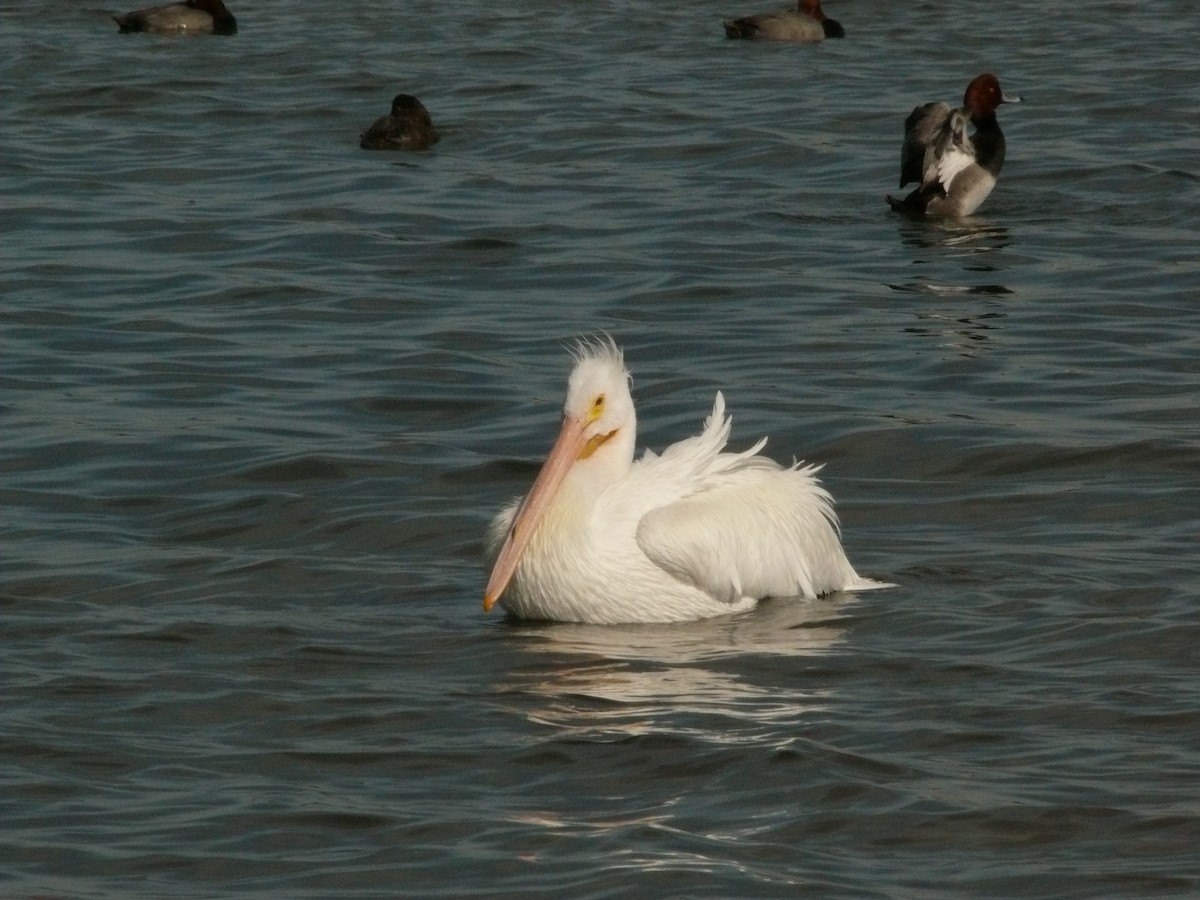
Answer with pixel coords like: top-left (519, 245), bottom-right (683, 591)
top-left (483, 337), bottom-right (637, 611)
top-left (561, 336), bottom-right (637, 477)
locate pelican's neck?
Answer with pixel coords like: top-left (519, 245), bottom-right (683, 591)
top-left (525, 430), bottom-right (634, 564)
top-left (568, 419), bottom-right (636, 502)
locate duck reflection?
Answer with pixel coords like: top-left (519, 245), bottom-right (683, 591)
top-left (499, 596), bottom-right (851, 744)
top-left (888, 219), bottom-right (1014, 357)
top-left (900, 307), bottom-right (1005, 358)
top-left (889, 219), bottom-right (1015, 298)
top-left (894, 218), bottom-right (1012, 255)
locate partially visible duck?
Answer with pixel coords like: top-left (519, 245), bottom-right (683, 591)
top-left (723, 0), bottom-right (844, 41)
top-left (886, 73), bottom-right (1020, 218)
top-left (360, 94), bottom-right (440, 151)
top-left (113, 0), bottom-right (237, 34)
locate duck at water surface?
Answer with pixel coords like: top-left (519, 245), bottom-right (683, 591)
top-left (360, 94), bottom-right (440, 151)
top-left (483, 338), bottom-right (890, 625)
top-left (113, 0), bottom-right (237, 34)
top-left (886, 73), bottom-right (1020, 218)
top-left (723, 0), bottom-right (844, 41)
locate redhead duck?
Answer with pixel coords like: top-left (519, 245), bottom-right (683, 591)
top-left (723, 0), bottom-right (844, 41)
top-left (360, 94), bottom-right (440, 151)
top-left (886, 73), bottom-right (1020, 218)
top-left (113, 0), bottom-right (236, 34)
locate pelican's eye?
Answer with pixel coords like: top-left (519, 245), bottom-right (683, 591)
top-left (588, 394), bottom-right (605, 422)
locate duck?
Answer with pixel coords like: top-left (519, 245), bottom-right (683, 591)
top-left (113, 0), bottom-right (237, 35)
top-left (723, 0), bottom-right (844, 41)
top-left (359, 94), bottom-right (440, 151)
top-left (886, 73), bottom-right (1020, 218)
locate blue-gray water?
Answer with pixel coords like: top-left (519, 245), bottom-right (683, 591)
top-left (3, 0), bottom-right (1198, 896)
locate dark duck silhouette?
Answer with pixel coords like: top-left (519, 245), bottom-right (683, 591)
top-left (360, 94), bottom-right (439, 151)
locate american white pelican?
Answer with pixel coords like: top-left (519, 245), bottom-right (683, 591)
top-left (484, 339), bottom-right (890, 624)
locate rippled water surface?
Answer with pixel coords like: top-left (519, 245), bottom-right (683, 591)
top-left (3, 0), bottom-right (1199, 896)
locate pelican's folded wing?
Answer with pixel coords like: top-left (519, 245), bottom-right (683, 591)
top-left (635, 462), bottom-right (863, 604)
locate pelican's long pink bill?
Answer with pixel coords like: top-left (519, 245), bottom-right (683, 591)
top-left (483, 414), bottom-right (589, 612)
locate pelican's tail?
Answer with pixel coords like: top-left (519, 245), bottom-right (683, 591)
top-left (844, 575), bottom-right (896, 591)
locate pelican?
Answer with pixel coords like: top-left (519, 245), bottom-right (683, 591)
top-left (483, 339), bottom-right (890, 624)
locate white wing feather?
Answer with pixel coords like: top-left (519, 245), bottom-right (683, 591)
top-left (629, 393), bottom-right (874, 604)
top-left (924, 109), bottom-right (974, 192)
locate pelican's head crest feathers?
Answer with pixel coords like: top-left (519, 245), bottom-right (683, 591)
top-left (563, 335), bottom-right (632, 422)
top-left (568, 334), bottom-right (625, 373)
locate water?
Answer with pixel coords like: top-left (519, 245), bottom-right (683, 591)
top-left (3, 0), bottom-right (1198, 895)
